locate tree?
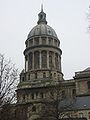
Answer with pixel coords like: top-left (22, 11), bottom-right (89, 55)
top-left (39, 82), bottom-right (75, 120)
top-left (0, 53), bottom-right (19, 109)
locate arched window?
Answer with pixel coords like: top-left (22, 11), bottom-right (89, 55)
top-left (49, 71), bottom-right (52, 79)
top-left (34, 51), bottom-right (40, 69)
top-left (41, 51), bottom-right (47, 68)
top-left (49, 51), bottom-right (53, 68)
top-left (29, 52), bottom-right (33, 70)
top-left (40, 92), bottom-right (44, 98)
top-left (31, 93), bottom-right (34, 99)
top-left (35, 72), bottom-right (37, 79)
top-left (43, 72), bottom-right (46, 78)
top-left (58, 55), bottom-right (61, 70)
top-left (28, 74), bottom-right (30, 80)
top-left (72, 89), bottom-right (76, 96)
top-left (32, 106), bottom-right (36, 112)
top-left (58, 74), bottom-right (60, 81)
top-left (55, 53), bottom-right (58, 69)
top-left (22, 76), bottom-right (24, 82)
top-left (23, 95), bottom-right (25, 101)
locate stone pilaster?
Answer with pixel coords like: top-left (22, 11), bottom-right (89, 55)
top-left (46, 37), bottom-right (48, 44)
top-left (32, 52), bottom-right (34, 70)
top-left (39, 37), bottom-right (42, 45)
top-left (47, 51), bottom-right (49, 69)
top-left (40, 51), bottom-right (42, 69)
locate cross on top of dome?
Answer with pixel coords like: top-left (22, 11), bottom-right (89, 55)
top-left (37, 4), bottom-right (47, 24)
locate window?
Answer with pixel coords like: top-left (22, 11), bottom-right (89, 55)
top-left (41, 51), bottom-right (47, 68)
top-left (79, 113), bottom-right (83, 118)
top-left (55, 53), bottom-right (59, 69)
top-left (72, 89), bottom-right (76, 96)
top-left (43, 72), bottom-right (46, 78)
top-left (54, 73), bottom-right (56, 77)
top-left (88, 112), bottom-right (90, 119)
top-left (29, 52), bottom-right (33, 70)
top-left (40, 92), bottom-right (44, 98)
top-left (49, 38), bottom-right (53, 45)
top-left (22, 76), bottom-right (24, 81)
top-left (28, 74), bottom-right (30, 80)
top-left (58, 75), bottom-right (60, 81)
top-left (35, 72), bottom-right (37, 79)
top-left (49, 51), bottom-right (53, 68)
top-left (49, 72), bottom-right (52, 79)
top-left (34, 51), bottom-right (40, 69)
top-left (88, 81), bottom-right (90, 89)
top-left (23, 95), bottom-right (25, 101)
top-left (32, 106), bottom-right (36, 112)
top-left (34, 38), bottom-right (39, 45)
top-left (31, 93), bottom-right (34, 99)
top-left (36, 92), bottom-right (38, 98)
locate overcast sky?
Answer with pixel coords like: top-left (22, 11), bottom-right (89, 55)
top-left (0, 0), bottom-right (90, 79)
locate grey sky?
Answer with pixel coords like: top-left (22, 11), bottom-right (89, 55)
top-left (0, 0), bottom-right (90, 79)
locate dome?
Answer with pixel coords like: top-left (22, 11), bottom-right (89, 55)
top-left (27, 7), bottom-right (58, 39)
top-left (27, 24), bottom-right (58, 39)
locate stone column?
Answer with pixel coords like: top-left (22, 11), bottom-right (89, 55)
top-left (47, 51), bottom-right (49, 69)
top-left (32, 52), bottom-right (34, 70)
top-left (46, 37), bottom-right (48, 45)
top-left (40, 51), bottom-right (42, 69)
top-left (53, 52), bottom-right (55, 68)
top-left (28, 54), bottom-right (30, 70)
top-left (33, 38), bottom-right (35, 46)
top-left (52, 38), bottom-right (54, 46)
top-left (39, 37), bottom-right (42, 45)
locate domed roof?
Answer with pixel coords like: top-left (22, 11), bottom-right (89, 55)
top-left (28, 24), bottom-right (57, 38)
top-left (27, 6), bottom-right (58, 39)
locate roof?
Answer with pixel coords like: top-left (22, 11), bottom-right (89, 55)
top-left (59, 96), bottom-right (90, 111)
top-left (27, 24), bottom-right (58, 39)
top-left (84, 67), bottom-right (90, 72)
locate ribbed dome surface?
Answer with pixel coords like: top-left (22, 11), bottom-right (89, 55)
top-left (28, 23), bottom-right (58, 39)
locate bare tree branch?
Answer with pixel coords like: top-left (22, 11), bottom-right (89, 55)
top-left (0, 53), bottom-right (19, 109)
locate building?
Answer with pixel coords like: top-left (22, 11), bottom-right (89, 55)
top-left (16, 7), bottom-right (90, 120)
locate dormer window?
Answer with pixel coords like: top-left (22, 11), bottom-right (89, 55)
top-left (34, 38), bottom-right (39, 45)
top-left (42, 37), bottom-right (46, 44)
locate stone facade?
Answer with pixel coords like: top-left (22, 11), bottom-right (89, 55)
top-left (16, 7), bottom-right (90, 120)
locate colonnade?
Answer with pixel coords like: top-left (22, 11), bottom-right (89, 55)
top-left (25, 50), bottom-right (61, 72)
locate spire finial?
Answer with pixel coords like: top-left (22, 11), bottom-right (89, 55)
top-left (41, 4), bottom-right (43, 12)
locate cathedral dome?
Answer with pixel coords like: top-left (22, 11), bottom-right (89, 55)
top-left (28, 24), bottom-right (57, 39)
top-left (27, 7), bottom-right (58, 39)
